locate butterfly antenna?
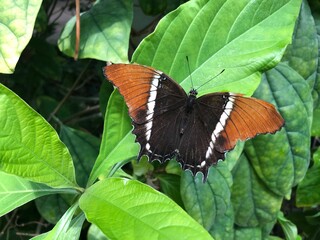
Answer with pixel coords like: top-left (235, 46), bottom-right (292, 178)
top-left (196, 69), bottom-right (225, 91)
top-left (186, 56), bottom-right (194, 90)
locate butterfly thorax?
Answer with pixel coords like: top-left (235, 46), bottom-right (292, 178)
top-left (186, 89), bottom-right (198, 113)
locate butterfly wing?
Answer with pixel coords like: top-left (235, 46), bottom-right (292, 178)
top-left (197, 93), bottom-right (284, 152)
top-left (104, 63), bottom-right (188, 162)
top-left (180, 92), bottom-right (284, 178)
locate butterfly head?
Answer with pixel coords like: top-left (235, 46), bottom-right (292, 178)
top-left (189, 89), bottom-right (198, 97)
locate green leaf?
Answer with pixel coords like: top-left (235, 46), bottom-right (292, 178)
top-left (58, 0), bottom-right (133, 63)
top-left (296, 149), bottom-right (320, 206)
top-left (231, 154), bottom-right (283, 227)
top-left (311, 9), bottom-right (320, 107)
top-left (79, 178), bottom-right (213, 240)
top-left (277, 212), bottom-right (298, 240)
top-left (157, 173), bottom-right (184, 207)
top-left (88, 90), bottom-right (138, 186)
top-left (35, 193), bottom-right (75, 224)
top-left (312, 105), bottom-right (320, 136)
top-left (63, 213), bottom-right (86, 240)
top-left (0, 84), bottom-right (78, 188)
top-left (0, 171), bottom-right (55, 217)
top-left (139, 0), bottom-right (167, 15)
top-left (0, 0), bottom-right (42, 73)
top-left (60, 126), bottom-right (100, 187)
top-left (282, 0), bottom-right (318, 89)
top-left (133, 0), bottom-right (301, 96)
top-left (31, 203), bottom-right (79, 240)
top-left (245, 63), bottom-right (312, 196)
top-left (88, 224), bottom-right (108, 240)
top-left (234, 227), bottom-right (262, 240)
top-left (181, 163), bottom-right (234, 239)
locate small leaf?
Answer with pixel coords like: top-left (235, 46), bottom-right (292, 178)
top-left (58, 0), bottom-right (133, 63)
top-left (88, 90), bottom-right (138, 186)
top-left (80, 178), bottom-right (213, 240)
top-left (0, 0), bottom-right (42, 73)
top-left (0, 84), bottom-right (77, 188)
top-left (245, 63), bottom-right (312, 196)
top-left (277, 212), bottom-right (298, 240)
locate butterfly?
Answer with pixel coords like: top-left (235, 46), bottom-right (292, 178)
top-left (103, 63), bottom-right (284, 180)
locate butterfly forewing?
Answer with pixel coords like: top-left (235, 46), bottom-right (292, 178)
top-left (197, 93), bottom-right (285, 153)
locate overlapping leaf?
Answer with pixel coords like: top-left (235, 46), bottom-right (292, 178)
top-left (58, 0), bottom-right (133, 63)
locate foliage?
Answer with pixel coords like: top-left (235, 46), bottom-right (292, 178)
top-left (0, 0), bottom-right (319, 239)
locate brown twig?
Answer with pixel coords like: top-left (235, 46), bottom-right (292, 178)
top-left (74, 0), bottom-right (81, 60)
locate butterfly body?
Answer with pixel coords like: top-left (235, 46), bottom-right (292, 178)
top-left (104, 63), bottom-right (284, 180)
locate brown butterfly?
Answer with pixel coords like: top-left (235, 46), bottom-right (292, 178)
top-left (104, 63), bottom-right (284, 180)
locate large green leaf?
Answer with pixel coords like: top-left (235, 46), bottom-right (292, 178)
top-left (88, 90), bottom-right (138, 186)
top-left (181, 162), bottom-right (234, 239)
top-left (0, 0), bottom-right (42, 73)
top-left (0, 84), bottom-right (78, 188)
top-left (133, 0), bottom-right (301, 96)
top-left (231, 154), bottom-right (283, 227)
top-left (79, 178), bottom-right (213, 240)
top-left (58, 0), bottom-right (133, 63)
top-left (245, 63), bottom-right (312, 196)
